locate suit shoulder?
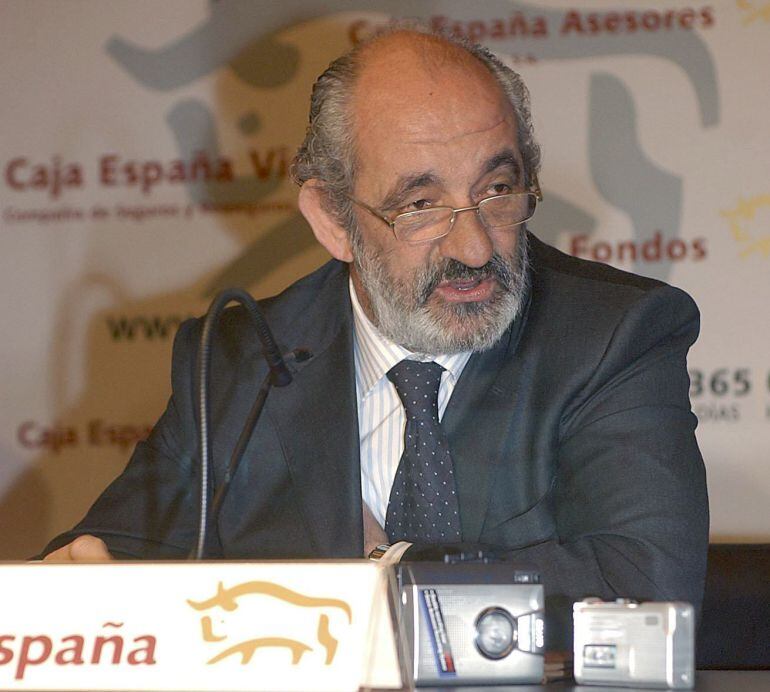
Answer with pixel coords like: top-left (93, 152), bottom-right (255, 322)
top-left (529, 232), bottom-right (664, 292)
top-left (527, 232), bottom-right (696, 313)
top-left (523, 233), bottom-right (699, 356)
top-left (228, 259), bottom-right (350, 362)
top-left (258, 259), bottom-right (347, 320)
top-left (516, 235), bottom-right (700, 421)
top-left (176, 260), bottom-right (348, 362)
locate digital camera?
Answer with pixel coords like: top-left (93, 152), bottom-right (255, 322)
top-left (394, 562), bottom-right (545, 686)
top-left (573, 598), bottom-right (695, 689)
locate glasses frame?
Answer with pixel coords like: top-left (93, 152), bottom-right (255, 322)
top-left (347, 177), bottom-right (543, 244)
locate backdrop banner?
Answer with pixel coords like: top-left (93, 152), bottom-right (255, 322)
top-left (1, 0), bottom-right (768, 558)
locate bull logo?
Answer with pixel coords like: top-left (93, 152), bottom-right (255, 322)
top-left (187, 581), bottom-right (352, 666)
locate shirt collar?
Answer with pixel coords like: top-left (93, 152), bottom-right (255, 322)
top-left (349, 277), bottom-right (472, 397)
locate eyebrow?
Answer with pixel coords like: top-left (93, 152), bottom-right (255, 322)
top-left (379, 172), bottom-right (441, 212)
top-left (376, 149), bottom-right (523, 212)
top-left (481, 150), bottom-right (522, 183)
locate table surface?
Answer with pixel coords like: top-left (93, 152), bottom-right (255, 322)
top-left (416, 670), bottom-right (770, 691)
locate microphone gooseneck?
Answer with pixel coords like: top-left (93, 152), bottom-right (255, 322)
top-left (191, 288), bottom-right (307, 560)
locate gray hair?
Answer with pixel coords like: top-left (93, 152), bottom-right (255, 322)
top-left (290, 22), bottom-right (542, 231)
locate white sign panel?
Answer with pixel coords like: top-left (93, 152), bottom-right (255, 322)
top-left (0, 561), bottom-right (401, 691)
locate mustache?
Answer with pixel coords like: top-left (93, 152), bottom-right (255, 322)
top-left (417, 254), bottom-right (515, 304)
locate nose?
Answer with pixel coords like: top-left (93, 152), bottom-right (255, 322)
top-left (437, 207), bottom-right (494, 268)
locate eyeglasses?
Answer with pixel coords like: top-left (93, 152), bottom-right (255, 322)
top-left (347, 181), bottom-right (542, 244)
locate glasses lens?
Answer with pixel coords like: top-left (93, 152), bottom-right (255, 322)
top-left (394, 208), bottom-right (454, 242)
top-left (479, 193), bottom-right (537, 228)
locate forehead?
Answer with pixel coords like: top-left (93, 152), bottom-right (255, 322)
top-left (351, 34), bottom-right (520, 194)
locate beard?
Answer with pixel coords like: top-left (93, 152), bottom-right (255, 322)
top-left (351, 228), bottom-right (530, 354)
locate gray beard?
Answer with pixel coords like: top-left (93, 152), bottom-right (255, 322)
top-left (352, 229), bottom-right (530, 354)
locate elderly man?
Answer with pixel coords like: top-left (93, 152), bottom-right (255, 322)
top-left (43, 27), bottom-right (708, 649)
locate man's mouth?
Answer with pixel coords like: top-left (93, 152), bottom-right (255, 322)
top-left (433, 276), bottom-right (496, 303)
top-left (449, 277), bottom-right (484, 291)
top-left (415, 255), bottom-right (513, 307)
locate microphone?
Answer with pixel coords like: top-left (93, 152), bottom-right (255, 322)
top-left (199, 287), bottom-right (294, 388)
top-left (190, 288), bottom-right (311, 560)
top-left (286, 347), bottom-right (313, 365)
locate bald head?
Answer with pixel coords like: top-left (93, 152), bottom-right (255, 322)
top-left (292, 25), bottom-right (540, 226)
top-left (352, 31), bottom-right (513, 149)
top-left (355, 29), bottom-right (497, 91)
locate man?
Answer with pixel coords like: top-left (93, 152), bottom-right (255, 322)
top-left (42, 27), bottom-right (708, 649)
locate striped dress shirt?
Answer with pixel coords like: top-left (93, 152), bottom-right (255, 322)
top-left (349, 279), bottom-right (472, 529)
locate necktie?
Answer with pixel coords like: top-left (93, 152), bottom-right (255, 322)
top-left (385, 360), bottom-right (462, 544)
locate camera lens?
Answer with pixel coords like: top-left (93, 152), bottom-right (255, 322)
top-left (474, 607), bottom-right (517, 659)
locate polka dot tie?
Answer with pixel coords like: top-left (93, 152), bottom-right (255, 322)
top-left (384, 360), bottom-right (462, 544)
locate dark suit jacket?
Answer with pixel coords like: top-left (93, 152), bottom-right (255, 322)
top-left (45, 233), bottom-right (709, 650)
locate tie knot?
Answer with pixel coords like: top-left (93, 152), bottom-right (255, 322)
top-left (387, 360), bottom-right (444, 421)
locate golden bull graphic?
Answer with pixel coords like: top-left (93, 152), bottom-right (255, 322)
top-left (187, 581), bottom-right (352, 666)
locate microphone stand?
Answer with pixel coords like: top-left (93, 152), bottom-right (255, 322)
top-left (206, 369), bottom-right (272, 549)
top-left (190, 288), bottom-right (298, 560)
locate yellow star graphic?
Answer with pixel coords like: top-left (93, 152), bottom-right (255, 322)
top-left (737, 0), bottom-right (770, 25)
top-left (720, 194), bottom-right (770, 258)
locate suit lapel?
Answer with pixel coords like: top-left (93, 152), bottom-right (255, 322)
top-left (443, 290), bottom-right (531, 543)
top-left (265, 268), bottom-right (363, 558)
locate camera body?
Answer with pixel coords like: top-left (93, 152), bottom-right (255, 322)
top-left (395, 562), bottom-right (545, 686)
top-left (573, 598), bottom-right (695, 689)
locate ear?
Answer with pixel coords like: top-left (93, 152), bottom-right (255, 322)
top-left (298, 181), bottom-right (354, 262)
